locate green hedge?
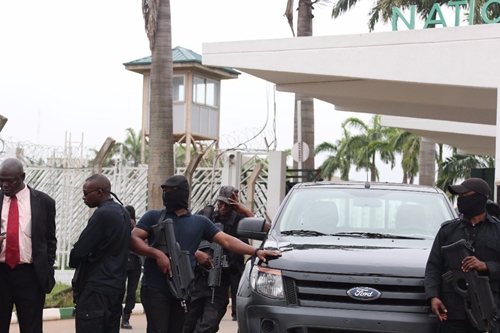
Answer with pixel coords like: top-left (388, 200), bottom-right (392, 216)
top-left (44, 282), bottom-right (141, 308)
top-left (44, 283), bottom-right (74, 308)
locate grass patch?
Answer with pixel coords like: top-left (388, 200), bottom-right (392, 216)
top-left (43, 282), bottom-right (142, 309)
top-left (44, 283), bottom-right (74, 308)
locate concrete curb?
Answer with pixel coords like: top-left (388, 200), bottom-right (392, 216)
top-left (10, 304), bottom-right (145, 324)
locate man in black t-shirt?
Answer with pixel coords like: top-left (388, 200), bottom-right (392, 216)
top-left (130, 176), bottom-right (280, 333)
top-left (69, 174), bottom-right (131, 333)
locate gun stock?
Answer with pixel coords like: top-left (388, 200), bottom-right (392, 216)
top-left (152, 218), bottom-right (194, 312)
top-left (441, 239), bottom-right (497, 331)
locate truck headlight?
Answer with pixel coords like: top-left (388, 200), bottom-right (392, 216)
top-left (250, 266), bottom-right (284, 299)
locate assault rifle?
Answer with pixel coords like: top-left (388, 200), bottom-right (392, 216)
top-left (152, 218), bottom-right (193, 312)
top-left (207, 222), bottom-right (229, 302)
top-left (201, 206), bottom-right (229, 303)
top-left (441, 239), bottom-right (497, 331)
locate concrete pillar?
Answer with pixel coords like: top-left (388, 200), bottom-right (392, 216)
top-left (266, 151), bottom-right (287, 221)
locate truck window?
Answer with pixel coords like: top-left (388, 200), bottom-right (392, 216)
top-left (278, 188), bottom-right (454, 238)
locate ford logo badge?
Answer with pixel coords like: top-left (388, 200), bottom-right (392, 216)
top-left (346, 287), bottom-right (382, 301)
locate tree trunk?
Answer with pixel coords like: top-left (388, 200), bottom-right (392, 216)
top-left (148, 0), bottom-right (174, 209)
top-left (370, 154), bottom-right (377, 182)
top-left (297, 0), bottom-right (313, 37)
top-left (293, 0), bottom-right (315, 174)
top-left (418, 139), bottom-right (436, 186)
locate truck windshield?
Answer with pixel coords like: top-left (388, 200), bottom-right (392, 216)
top-left (278, 188), bottom-right (455, 239)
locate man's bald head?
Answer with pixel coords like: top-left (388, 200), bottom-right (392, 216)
top-left (0, 158), bottom-right (24, 174)
top-left (82, 174), bottom-right (112, 208)
top-left (0, 158), bottom-right (25, 197)
top-left (85, 174), bottom-right (111, 190)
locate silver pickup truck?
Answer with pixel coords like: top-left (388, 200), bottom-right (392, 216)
top-left (236, 181), bottom-right (457, 333)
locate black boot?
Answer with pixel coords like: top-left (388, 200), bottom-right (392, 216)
top-left (121, 313), bottom-right (132, 329)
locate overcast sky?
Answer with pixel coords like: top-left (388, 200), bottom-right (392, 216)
top-left (1, 0), bottom-right (437, 182)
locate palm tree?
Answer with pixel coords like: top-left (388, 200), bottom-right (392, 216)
top-left (143, 0), bottom-right (174, 209)
top-left (474, 1), bottom-right (500, 23)
top-left (332, 0), bottom-right (499, 31)
top-left (315, 126), bottom-right (353, 180)
top-left (388, 129), bottom-right (420, 184)
top-left (436, 150), bottom-right (494, 199)
top-left (121, 128), bottom-right (146, 166)
top-left (342, 115), bottom-right (396, 182)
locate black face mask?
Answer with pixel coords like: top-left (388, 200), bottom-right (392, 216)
top-left (457, 193), bottom-right (487, 219)
top-left (162, 188), bottom-right (189, 212)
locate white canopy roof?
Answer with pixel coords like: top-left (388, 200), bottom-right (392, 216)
top-left (202, 24), bottom-right (500, 157)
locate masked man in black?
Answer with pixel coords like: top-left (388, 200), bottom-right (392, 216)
top-left (425, 178), bottom-right (500, 333)
top-left (130, 175), bottom-right (281, 333)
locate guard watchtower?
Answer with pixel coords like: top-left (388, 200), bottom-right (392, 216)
top-left (124, 46), bottom-right (239, 165)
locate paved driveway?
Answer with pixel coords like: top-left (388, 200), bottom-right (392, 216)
top-left (10, 310), bottom-right (238, 333)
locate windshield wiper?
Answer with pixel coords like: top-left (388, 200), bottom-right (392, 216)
top-left (281, 230), bottom-right (327, 237)
top-left (332, 232), bottom-right (425, 240)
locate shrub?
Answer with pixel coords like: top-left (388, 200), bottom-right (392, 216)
top-left (44, 280), bottom-right (142, 309)
top-left (44, 283), bottom-right (74, 308)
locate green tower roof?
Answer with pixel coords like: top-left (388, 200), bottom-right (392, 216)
top-left (123, 46), bottom-right (240, 75)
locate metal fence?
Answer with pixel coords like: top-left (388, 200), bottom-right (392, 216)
top-left (21, 151), bottom-right (269, 284)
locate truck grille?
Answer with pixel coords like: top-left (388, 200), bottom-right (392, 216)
top-left (282, 270), bottom-right (429, 313)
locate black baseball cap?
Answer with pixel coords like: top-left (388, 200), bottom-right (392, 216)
top-left (217, 186), bottom-right (238, 205)
top-left (161, 175), bottom-right (189, 190)
top-left (448, 178), bottom-right (491, 198)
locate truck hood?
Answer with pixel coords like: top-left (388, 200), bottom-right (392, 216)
top-left (262, 235), bottom-right (433, 277)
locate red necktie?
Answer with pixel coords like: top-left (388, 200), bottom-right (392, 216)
top-left (5, 196), bottom-right (19, 268)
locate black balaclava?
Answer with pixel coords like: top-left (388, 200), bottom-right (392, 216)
top-left (161, 175), bottom-right (189, 212)
top-left (457, 193), bottom-right (487, 219)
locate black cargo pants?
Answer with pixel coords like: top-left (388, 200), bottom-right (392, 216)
top-left (183, 272), bottom-right (229, 333)
top-left (123, 256), bottom-right (142, 315)
top-left (74, 288), bottom-right (123, 333)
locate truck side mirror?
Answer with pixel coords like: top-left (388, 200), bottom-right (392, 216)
top-left (237, 217), bottom-right (268, 241)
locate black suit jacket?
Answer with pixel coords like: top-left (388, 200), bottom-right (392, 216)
top-left (0, 186), bottom-right (57, 293)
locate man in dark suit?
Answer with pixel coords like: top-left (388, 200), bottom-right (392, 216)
top-left (0, 158), bottom-right (57, 333)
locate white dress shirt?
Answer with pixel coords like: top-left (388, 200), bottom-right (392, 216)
top-left (0, 184), bottom-right (32, 264)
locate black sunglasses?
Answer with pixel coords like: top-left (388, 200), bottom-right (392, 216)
top-left (83, 188), bottom-right (102, 196)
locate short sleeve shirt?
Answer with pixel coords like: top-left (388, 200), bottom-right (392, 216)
top-left (136, 209), bottom-right (220, 292)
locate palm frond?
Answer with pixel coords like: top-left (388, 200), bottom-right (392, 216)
top-left (332, 0), bottom-right (364, 18)
top-left (143, 0), bottom-right (160, 50)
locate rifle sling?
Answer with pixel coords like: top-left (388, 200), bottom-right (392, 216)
top-left (152, 209), bottom-right (169, 254)
top-left (463, 225), bottom-right (475, 253)
top-left (444, 219), bottom-right (474, 253)
top-left (158, 209), bottom-right (168, 225)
